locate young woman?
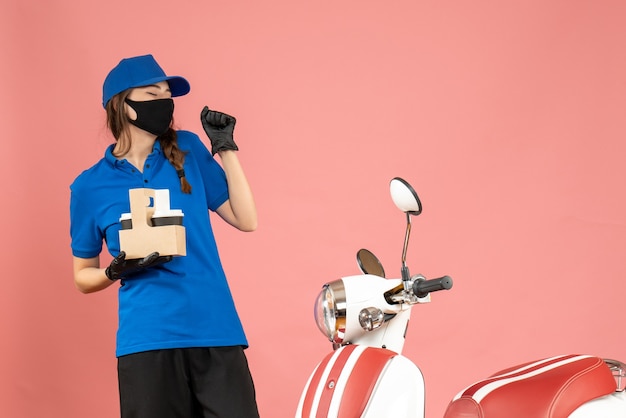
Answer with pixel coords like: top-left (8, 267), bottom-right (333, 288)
top-left (70, 54), bottom-right (260, 417)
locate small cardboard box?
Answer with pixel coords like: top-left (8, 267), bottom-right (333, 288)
top-left (118, 188), bottom-right (186, 259)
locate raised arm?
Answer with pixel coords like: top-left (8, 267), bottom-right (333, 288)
top-left (201, 107), bottom-right (257, 232)
top-left (215, 150), bottom-right (257, 231)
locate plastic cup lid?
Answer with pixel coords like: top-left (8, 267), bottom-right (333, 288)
top-left (152, 209), bottom-right (184, 218)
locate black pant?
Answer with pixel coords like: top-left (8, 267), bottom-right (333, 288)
top-left (118, 346), bottom-right (260, 418)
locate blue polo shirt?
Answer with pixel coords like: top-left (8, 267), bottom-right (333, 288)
top-left (70, 130), bottom-right (248, 357)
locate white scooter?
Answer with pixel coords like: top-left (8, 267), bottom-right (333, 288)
top-left (295, 177), bottom-right (626, 418)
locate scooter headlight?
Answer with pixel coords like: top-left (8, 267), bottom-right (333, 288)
top-left (314, 280), bottom-right (346, 344)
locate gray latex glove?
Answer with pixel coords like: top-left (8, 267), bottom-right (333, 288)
top-left (200, 106), bottom-right (238, 155)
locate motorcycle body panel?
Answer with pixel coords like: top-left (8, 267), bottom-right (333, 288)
top-left (569, 391), bottom-right (626, 417)
top-left (339, 275), bottom-right (421, 354)
top-left (295, 344), bottom-right (425, 418)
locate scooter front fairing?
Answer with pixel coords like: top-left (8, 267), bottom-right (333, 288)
top-left (295, 344), bottom-right (426, 418)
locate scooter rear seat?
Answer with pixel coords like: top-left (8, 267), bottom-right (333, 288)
top-left (444, 354), bottom-right (616, 418)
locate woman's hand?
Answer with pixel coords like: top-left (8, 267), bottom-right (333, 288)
top-left (105, 251), bottom-right (173, 281)
top-left (200, 107), bottom-right (239, 155)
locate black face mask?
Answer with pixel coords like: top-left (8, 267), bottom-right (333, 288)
top-left (125, 98), bottom-right (174, 136)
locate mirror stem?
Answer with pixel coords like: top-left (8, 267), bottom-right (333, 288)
top-left (401, 212), bottom-right (412, 281)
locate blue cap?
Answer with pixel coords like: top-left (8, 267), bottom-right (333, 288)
top-left (102, 54), bottom-right (190, 108)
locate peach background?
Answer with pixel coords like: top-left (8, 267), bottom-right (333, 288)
top-left (2, 1), bottom-right (625, 417)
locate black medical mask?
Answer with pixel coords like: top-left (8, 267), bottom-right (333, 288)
top-left (125, 98), bottom-right (174, 136)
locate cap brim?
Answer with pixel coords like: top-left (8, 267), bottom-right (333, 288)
top-left (129, 75), bottom-right (191, 98)
top-left (164, 76), bottom-right (191, 97)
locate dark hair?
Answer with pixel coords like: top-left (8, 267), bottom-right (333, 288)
top-left (105, 92), bottom-right (191, 193)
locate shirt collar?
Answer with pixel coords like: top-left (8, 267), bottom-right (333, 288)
top-left (104, 140), bottom-right (163, 168)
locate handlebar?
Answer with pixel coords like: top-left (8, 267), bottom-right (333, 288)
top-left (413, 275), bottom-right (453, 298)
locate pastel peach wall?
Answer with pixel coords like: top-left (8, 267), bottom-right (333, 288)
top-left (2, 1), bottom-right (625, 417)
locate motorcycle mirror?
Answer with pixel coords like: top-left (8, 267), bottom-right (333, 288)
top-left (390, 177), bottom-right (422, 216)
top-left (356, 248), bottom-right (386, 278)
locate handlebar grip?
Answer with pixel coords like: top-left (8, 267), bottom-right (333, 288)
top-left (413, 275), bottom-right (453, 298)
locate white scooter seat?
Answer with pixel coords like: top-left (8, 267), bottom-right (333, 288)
top-left (444, 354), bottom-right (616, 418)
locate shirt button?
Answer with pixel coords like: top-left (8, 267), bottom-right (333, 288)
top-left (144, 179), bottom-right (148, 183)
